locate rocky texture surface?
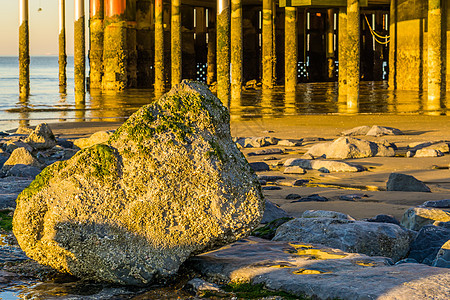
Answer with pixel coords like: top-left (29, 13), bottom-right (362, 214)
top-left (13, 81), bottom-right (264, 285)
top-left (0, 177), bottom-right (33, 209)
top-left (189, 238), bottom-right (450, 300)
top-left (0, 147), bottom-right (42, 174)
top-left (24, 123), bottom-right (57, 150)
top-left (261, 201), bottom-right (291, 224)
top-left (366, 125), bottom-right (404, 136)
top-left (433, 240), bottom-right (450, 268)
top-left (273, 217), bottom-right (415, 261)
top-left (306, 137), bottom-right (395, 159)
top-left (283, 158), bottom-right (365, 172)
top-left (408, 225), bottom-right (450, 265)
top-left (301, 210), bottom-right (355, 220)
top-left (73, 130), bottom-right (114, 149)
top-left (414, 148), bottom-right (444, 158)
top-left (386, 173), bottom-right (431, 192)
top-left (401, 207), bottom-right (450, 230)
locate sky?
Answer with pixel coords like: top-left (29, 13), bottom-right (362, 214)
top-left (0, 0), bottom-right (89, 56)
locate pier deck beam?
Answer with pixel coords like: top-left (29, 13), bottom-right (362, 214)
top-left (19, 0), bottom-right (30, 98)
top-left (59, 0), bottom-right (67, 89)
top-left (285, 6), bottom-right (298, 92)
top-left (217, 0), bottom-right (231, 104)
top-left (346, 0), bottom-right (360, 112)
top-left (103, 0), bottom-right (127, 90)
top-left (262, 0), bottom-right (274, 89)
top-left (154, 0), bottom-right (165, 93)
top-left (338, 7), bottom-right (347, 95)
top-left (89, 0), bottom-right (104, 89)
top-left (171, 0), bottom-right (182, 87)
top-left (74, 0), bottom-right (86, 95)
top-left (428, 0), bottom-right (444, 103)
top-left (231, 0), bottom-right (243, 98)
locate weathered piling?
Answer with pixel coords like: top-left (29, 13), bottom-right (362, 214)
top-left (427, 0), bottom-right (443, 102)
top-left (154, 0), bottom-right (165, 93)
top-left (59, 0), bottom-right (67, 88)
top-left (285, 6), bottom-right (297, 93)
top-left (338, 7), bottom-right (347, 95)
top-left (171, 0), bottom-right (182, 87)
top-left (89, 0), bottom-right (103, 89)
top-left (19, 0), bottom-right (30, 97)
top-left (388, 0), bottom-right (397, 90)
top-left (136, 0), bottom-right (152, 87)
top-left (74, 0), bottom-right (86, 94)
top-left (346, 0), bottom-right (360, 111)
top-left (262, 0), bottom-right (274, 89)
top-left (231, 0), bottom-right (243, 98)
top-left (217, 0), bottom-right (231, 104)
top-left (127, 0), bottom-right (137, 88)
top-left (207, 8), bottom-right (217, 86)
top-left (103, 0), bottom-right (127, 90)
top-left (327, 9), bottom-right (335, 81)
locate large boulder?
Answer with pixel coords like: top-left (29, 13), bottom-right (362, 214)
top-left (433, 240), bottom-right (450, 268)
top-left (386, 173), bottom-right (431, 192)
top-left (24, 123), bottom-right (57, 150)
top-left (401, 207), bottom-right (450, 231)
top-left (408, 225), bottom-right (450, 266)
top-left (13, 81), bottom-right (264, 285)
top-left (273, 217), bottom-right (415, 261)
top-left (306, 137), bottom-right (395, 159)
top-left (1, 147), bottom-right (42, 173)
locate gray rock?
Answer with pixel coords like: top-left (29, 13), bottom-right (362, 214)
top-left (7, 165), bottom-right (41, 178)
top-left (262, 186), bottom-right (282, 191)
top-left (12, 81), bottom-right (264, 285)
top-left (274, 217), bottom-right (414, 261)
top-left (24, 123), bottom-right (57, 150)
top-left (189, 238), bottom-right (450, 300)
top-left (433, 240), bottom-right (450, 268)
top-left (395, 258), bottom-right (419, 265)
top-left (244, 137), bottom-right (278, 148)
top-left (401, 207), bottom-right (450, 231)
top-left (366, 214), bottom-right (400, 226)
top-left (1, 147), bottom-right (42, 173)
top-left (0, 177), bottom-right (33, 209)
top-left (186, 278), bottom-right (223, 293)
top-left (277, 139), bottom-right (302, 147)
top-left (284, 158), bottom-right (365, 172)
top-left (249, 162), bottom-right (270, 172)
top-left (302, 210), bottom-right (355, 220)
top-left (339, 194), bottom-right (368, 201)
top-left (340, 125), bottom-right (371, 136)
top-left (408, 225), bottom-right (450, 265)
top-left (423, 199), bottom-right (450, 208)
top-left (387, 173), bottom-right (431, 192)
top-left (292, 179), bottom-right (309, 186)
top-left (291, 195), bottom-right (328, 203)
top-left (261, 201), bottom-right (291, 224)
top-left (4, 140), bottom-right (34, 153)
top-left (286, 193), bottom-right (302, 200)
top-left (415, 148), bottom-right (444, 157)
top-left (283, 166), bottom-right (306, 174)
top-left (366, 125), bottom-right (404, 136)
top-left (283, 158), bottom-right (312, 169)
top-left (247, 148), bottom-right (284, 156)
top-left (258, 175), bottom-right (285, 182)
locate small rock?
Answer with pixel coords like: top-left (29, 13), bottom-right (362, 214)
top-left (318, 167), bottom-right (330, 173)
top-left (244, 137), bottom-right (278, 148)
top-left (415, 148), bottom-right (444, 158)
top-left (406, 150), bottom-right (415, 158)
top-left (340, 126), bottom-right (371, 136)
top-left (4, 140), bottom-right (34, 153)
top-left (423, 199), bottom-right (450, 209)
top-left (283, 166), bottom-right (306, 174)
top-left (295, 195), bottom-right (328, 202)
top-left (186, 278), bottom-right (223, 294)
top-left (24, 123), bottom-right (57, 150)
top-left (302, 210), bottom-right (354, 220)
top-left (277, 139), bottom-right (302, 147)
top-left (258, 175), bottom-right (285, 182)
top-left (292, 179), bottom-right (309, 186)
top-left (249, 162), bottom-right (270, 172)
top-left (409, 141), bottom-right (433, 149)
top-left (386, 173), bottom-right (431, 192)
top-left (263, 156), bottom-right (279, 161)
top-left (1, 147), bottom-right (42, 173)
top-left (365, 214), bottom-right (400, 226)
top-left (248, 148), bottom-right (284, 156)
top-left (408, 225), bottom-right (450, 265)
top-left (261, 201), bottom-right (291, 224)
top-left (339, 194), bottom-right (368, 201)
top-left (262, 186), bottom-right (282, 191)
top-left (285, 194), bottom-right (302, 200)
top-left (401, 207), bottom-right (450, 231)
top-left (74, 130), bottom-right (114, 149)
top-left (312, 160), bottom-right (366, 172)
top-left (433, 240), bottom-right (450, 268)
top-left (366, 125), bottom-right (403, 136)
top-left (283, 158), bottom-right (312, 169)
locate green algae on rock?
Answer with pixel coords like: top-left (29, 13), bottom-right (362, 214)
top-left (13, 81), bottom-right (264, 285)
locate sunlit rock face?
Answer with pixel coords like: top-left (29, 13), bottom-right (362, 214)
top-left (13, 81), bottom-right (264, 285)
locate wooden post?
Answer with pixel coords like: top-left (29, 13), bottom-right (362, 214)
top-left (103, 0), bottom-right (127, 90)
top-left (326, 9), bottom-right (335, 81)
top-left (338, 7), bottom-right (347, 95)
top-left (154, 0), bottom-right (165, 93)
top-left (74, 0), bottom-right (86, 95)
top-left (428, 0), bottom-right (443, 102)
top-left (217, 0), bottom-right (231, 104)
top-left (127, 0), bottom-right (137, 88)
top-left (207, 8), bottom-right (217, 86)
top-left (231, 0), bottom-right (243, 98)
top-left (171, 0), bottom-right (182, 87)
top-left (136, 0), bottom-right (152, 87)
top-left (89, 0), bottom-right (103, 89)
top-left (285, 6), bottom-right (297, 92)
top-left (59, 0), bottom-right (67, 89)
top-left (19, 0), bottom-right (30, 98)
top-left (346, 0), bottom-right (360, 112)
top-left (262, 0), bottom-right (274, 88)
top-left (388, 0), bottom-right (397, 90)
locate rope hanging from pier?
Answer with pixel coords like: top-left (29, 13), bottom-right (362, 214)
top-left (364, 15), bottom-right (390, 45)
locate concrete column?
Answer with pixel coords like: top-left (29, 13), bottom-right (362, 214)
top-left (59, 0), bottom-right (67, 88)
top-left (338, 7), bottom-right (347, 95)
top-left (262, 0), bottom-right (274, 88)
top-left (74, 0), bottom-right (86, 94)
top-left (231, 0), bottom-right (243, 98)
top-left (285, 6), bottom-right (297, 92)
top-left (327, 9), bottom-right (335, 81)
top-left (171, 0), bottom-right (182, 87)
top-left (136, 0), bottom-right (152, 87)
top-left (103, 0), bottom-right (127, 90)
top-left (217, 0), bottom-right (231, 104)
top-left (89, 0), bottom-right (104, 89)
top-left (388, 0), bottom-right (397, 89)
top-left (19, 0), bottom-right (30, 97)
top-left (154, 0), bottom-right (165, 93)
top-left (127, 0), bottom-right (137, 88)
top-left (428, 0), bottom-right (443, 102)
top-left (346, 0), bottom-right (360, 111)
top-left (207, 8), bottom-right (216, 86)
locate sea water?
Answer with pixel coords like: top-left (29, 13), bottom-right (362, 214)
top-left (0, 56), bottom-right (448, 132)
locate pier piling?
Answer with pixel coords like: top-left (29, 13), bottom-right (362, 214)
top-left (136, 0), bottom-right (152, 87)
top-left (217, 0), bottom-right (231, 104)
top-left (59, 0), bottom-right (67, 89)
top-left (262, 0), bottom-right (274, 89)
top-left (171, 0), bottom-right (182, 87)
top-left (74, 0), bottom-right (86, 94)
top-left (346, 0), bottom-right (360, 112)
top-left (207, 8), bottom-right (217, 86)
top-left (231, 0), bottom-right (243, 98)
top-left (327, 9), bottom-right (335, 81)
top-left (338, 7), bottom-right (348, 95)
top-left (127, 0), bottom-right (138, 88)
top-left (427, 0), bottom-right (443, 103)
top-left (284, 6), bottom-right (297, 93)
top-left (154, 0), bottom-right (165, 93)
top-left (89, 0), bottom-right (104, 89)
top-left (19, 0), bottom-right (30, 98)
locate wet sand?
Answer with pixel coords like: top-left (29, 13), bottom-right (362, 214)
top-left (47, 114), bottom-right (450, 221)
